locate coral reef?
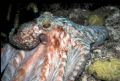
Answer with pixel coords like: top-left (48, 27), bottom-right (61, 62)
top-left (1, 3), bottom-right (120, 81)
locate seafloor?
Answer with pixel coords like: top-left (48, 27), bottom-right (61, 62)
top-left (1, 3), bottom-right (120, 81)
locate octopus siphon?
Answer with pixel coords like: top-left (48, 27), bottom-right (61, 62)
top-left (1, 12), bottom-right (108, 81)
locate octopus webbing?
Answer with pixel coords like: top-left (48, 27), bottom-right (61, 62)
top-left (1, 12), bottom-right (108, 81)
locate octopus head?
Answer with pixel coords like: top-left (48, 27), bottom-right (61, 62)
top-left (9, 12), bottom-right (65, 51)
top-left (9, 21), bottom-right (44, 50)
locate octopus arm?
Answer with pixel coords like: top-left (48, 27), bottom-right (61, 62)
top-left (1, 44), bottom-right (24, 81)
top-left (85, 26), bottom-right (108, 49)
top-left (1, 44), bottom-right (16, 73)
top-left (11, 44), bottom-right (46, 81)
top-left (76, 26), bottom-right (109, 49)
top-left (1, 44), bottom-right (46, 81)
top-left (90, 27), bottom-right (109, 47)
top-left (64, 43), bottom-right (91, 81)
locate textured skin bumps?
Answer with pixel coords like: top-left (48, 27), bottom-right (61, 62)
top-left (9, 21), bottom-right (41, 50)
top-left (9, 12), bottom-right (108, 50)
top-left (1, 12), bottom-right (108, 81)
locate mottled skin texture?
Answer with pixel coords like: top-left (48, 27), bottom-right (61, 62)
top-left (9, 21), bottom-right (41, 50)
top-left (2, 12), bottom-right (108, 81)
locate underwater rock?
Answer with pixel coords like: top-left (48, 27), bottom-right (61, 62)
top-left (49, 3), bottom-right (61, 12)
top-left (105, 6), bottom-right (120, 41)
top-left (68, 8), bottom-right (90, 25)
top-left (1, 12), bottom-right (108, 81)
top-left (104, 6), bottom-right (120, 58)
top-left (90, 6), bottom-right (120, 60)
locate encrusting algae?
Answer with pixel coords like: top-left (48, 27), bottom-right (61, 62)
top-left (87, 58), bottom-right (120, 81)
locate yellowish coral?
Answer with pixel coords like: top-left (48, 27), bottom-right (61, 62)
top-left (87, 14), bottom-right (104, 26)
top-left (87, 58), bottom-right (120, 81)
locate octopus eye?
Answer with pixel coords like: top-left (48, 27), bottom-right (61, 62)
top-left (39, 33), bottom-right (48, 45)
top-left (43, 23), bottom-right (51, 28)
top-left (42, 18), bottom-right (51, 28)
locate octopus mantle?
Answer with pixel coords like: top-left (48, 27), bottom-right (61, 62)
top-left (1, 12), bottom-right (108, 81)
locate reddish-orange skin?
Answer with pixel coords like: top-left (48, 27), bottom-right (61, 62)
top-left (1, 12), bottom-right (108, 81)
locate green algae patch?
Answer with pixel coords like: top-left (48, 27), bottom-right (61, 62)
top-left (87, 58), bottom-right (120, 81)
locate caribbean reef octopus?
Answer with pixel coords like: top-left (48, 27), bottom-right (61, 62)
top-left (1, 12), bottom-right (108, 81)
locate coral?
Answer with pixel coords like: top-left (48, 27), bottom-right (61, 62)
top-left (87, 58), bottom-right (120, 81)
top-left (87, 14), bottom-right (104, 26)
top-left (1, 3), bottom-right (120, 81)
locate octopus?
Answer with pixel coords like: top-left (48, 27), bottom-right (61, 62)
top-left (1, 12), bottom-right (108, 81)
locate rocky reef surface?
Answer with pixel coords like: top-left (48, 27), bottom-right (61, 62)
top-left (1, 3), bottom-right (120, 81)
top-left (46, 5), bottom-right (120, 81)
top-left (49, 4), bottom-right (120, 59)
